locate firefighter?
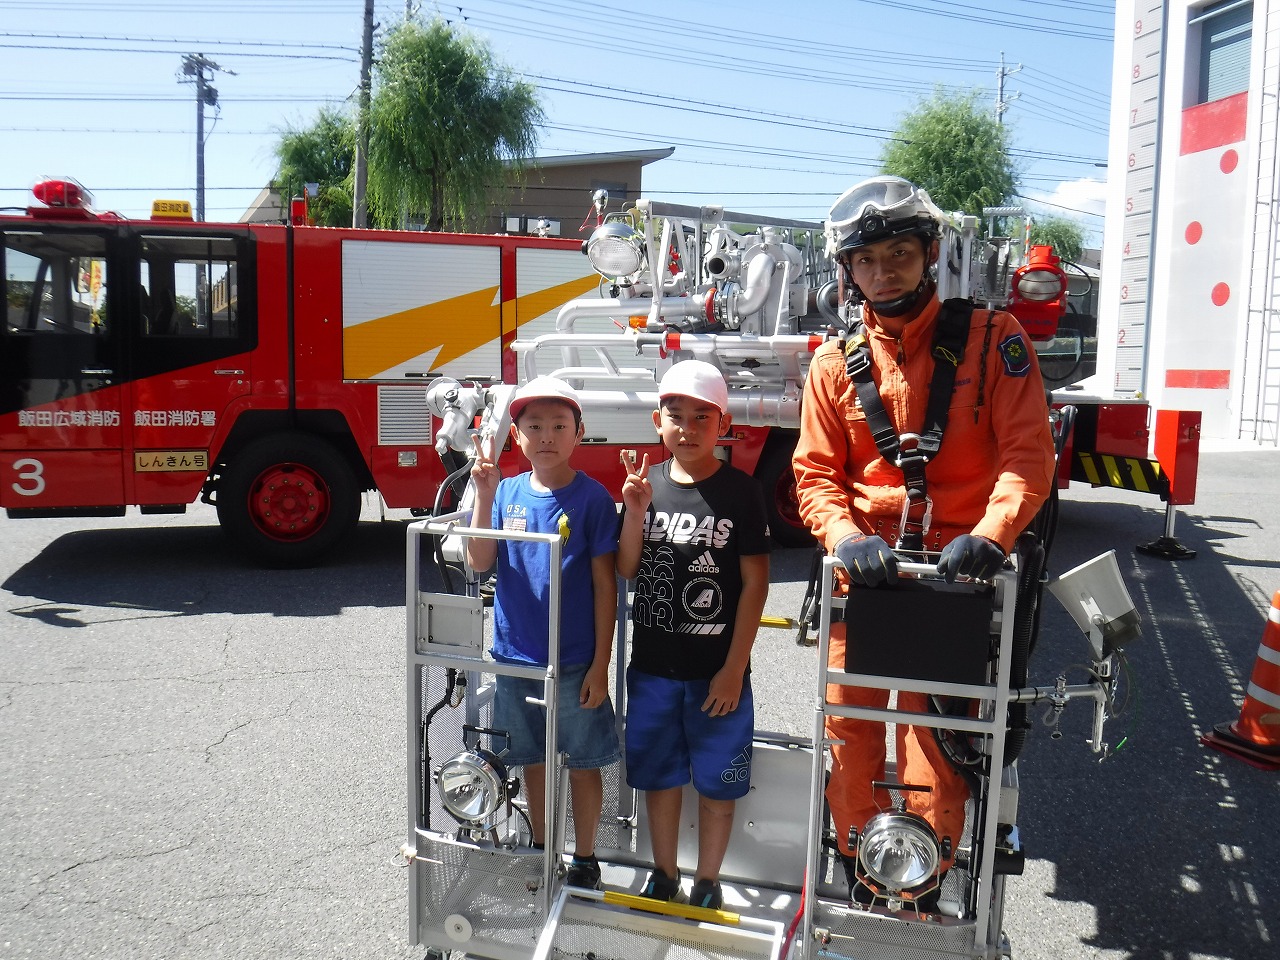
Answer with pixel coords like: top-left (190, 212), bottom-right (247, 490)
top-left (793, 175), bottom-right (1056, 898)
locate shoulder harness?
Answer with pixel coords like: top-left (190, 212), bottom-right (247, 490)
top-left (841, 298), bottom-right (977, 553)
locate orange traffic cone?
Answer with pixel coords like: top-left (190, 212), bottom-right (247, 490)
top-left (1202, 589), bottom-right (1280, 770)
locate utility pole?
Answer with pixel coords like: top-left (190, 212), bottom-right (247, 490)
top-left (353, 0), bottom-right (375, 227)
top-left (995, 51), bottom-right (1022, 125)
top-left (180, 53), bottom-right (235, 221)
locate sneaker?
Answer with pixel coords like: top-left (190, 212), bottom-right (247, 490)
top-left (640, 867), bottom-right (682, 902)
top-left (689, 878), bottom-right (723, 910)
top-left (565, 854), bottom-right (602, 890)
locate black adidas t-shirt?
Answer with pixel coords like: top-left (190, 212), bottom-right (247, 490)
top-left (626, 461), bottom-right (771, 680)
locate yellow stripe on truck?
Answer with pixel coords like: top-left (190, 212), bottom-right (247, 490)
top-left (342, 273), bottom-right (599, 380)
top-left (343, 286), bottom-right (501, 380)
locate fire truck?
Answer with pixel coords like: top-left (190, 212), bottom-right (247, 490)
top-left (0, 178), bottom-right (618, 566)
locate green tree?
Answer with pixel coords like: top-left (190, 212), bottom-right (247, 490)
top-left (881, 90), bottom-right (1018, 216)
top-left (1028, 215), bottom-right (1086, 262)
top-left (274, 106), bottom-right (355, 228)
top-left (368, 18), bottom-right (543, 231)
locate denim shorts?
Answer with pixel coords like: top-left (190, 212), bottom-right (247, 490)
top-left (491, 663), bottom-right (620, 769)
top-left (624, 670), bottom-right (754, 801)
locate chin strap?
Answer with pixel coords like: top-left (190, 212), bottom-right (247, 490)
top-left (842, 298), bottom-right (981, 552)
top-left (869, 277), bottom-right (933, 318)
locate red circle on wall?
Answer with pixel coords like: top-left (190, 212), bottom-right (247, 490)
top-left (1212, 282), bottom-right (1231, 306)
top-left (1186, 221), bottom-right (1203, 244)
top-left (1221, 149), bottom-right (1239, 174)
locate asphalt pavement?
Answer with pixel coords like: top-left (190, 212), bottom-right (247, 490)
top-left (2, 447), bottom-right (1279, 959)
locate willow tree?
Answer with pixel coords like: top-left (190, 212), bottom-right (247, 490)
top-left (368, 18), bottom-right (543, 231)
top-left (881, 90), bottom-right (1018, 217)
top-left (273, 106), bottom-right (355, 227)
top-left (1029, 216), bottom-right (1086, 262)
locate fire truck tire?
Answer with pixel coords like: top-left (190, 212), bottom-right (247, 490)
top-left (217, 433), bottom-right (360, 567)
top-left (755, 438), bottom-right (814, 549)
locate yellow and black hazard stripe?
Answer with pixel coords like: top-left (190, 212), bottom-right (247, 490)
top-left (1071, 451), bottom-right (1169, 498)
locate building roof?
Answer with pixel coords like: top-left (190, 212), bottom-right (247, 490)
top-left (520, 147), bottom-right (675, 169)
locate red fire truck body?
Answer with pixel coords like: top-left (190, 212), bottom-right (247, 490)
top-left (0, 182), bottom-right (615, 564)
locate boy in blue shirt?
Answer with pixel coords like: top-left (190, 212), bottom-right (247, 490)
top-left (467, 376), bottom-right (620, 889)
top-left (617, 360), bottom-right (771, 910)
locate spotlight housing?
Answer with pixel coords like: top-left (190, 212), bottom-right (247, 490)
top-left (585, 221), bottom-right (644, 279)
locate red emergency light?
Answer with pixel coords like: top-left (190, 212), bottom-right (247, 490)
top-left (1006, 244), bottom-right (1067, 341)
top-left (28, 178), bottom-right (99, 220)
top-left (32, 177), bottom-right (93, 208)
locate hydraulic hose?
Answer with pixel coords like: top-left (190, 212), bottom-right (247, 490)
top-left (432, 454), bottom-right (478, 595)
top-left (1003, 532), bottom-right (1047, 765)
top-left (420, 668), bottom-right (460, 830)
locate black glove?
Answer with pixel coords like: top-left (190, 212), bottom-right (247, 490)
top-left (936, 535), bottom-right (1006, 583)
top-left (835, 534), bottom-right (898, 588)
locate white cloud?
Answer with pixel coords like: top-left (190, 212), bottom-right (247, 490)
top-left (1022, 178), bottom-right (1108, 221)
top-left (1020, 178), bottom-right (1108, 246)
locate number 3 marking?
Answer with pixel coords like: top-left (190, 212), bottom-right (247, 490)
top-left (12, 458), bottom-right (46, 496)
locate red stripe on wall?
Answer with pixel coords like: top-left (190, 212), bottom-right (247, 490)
top-left (1166, 369), bottom-right (1231, 389)
top-left (1181, 92), bottom-right (1249, 155)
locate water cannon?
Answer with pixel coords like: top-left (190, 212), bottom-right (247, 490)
top-left (425, 378), bottom-right (488, 456)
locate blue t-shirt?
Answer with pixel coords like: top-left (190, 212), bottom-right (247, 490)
top-left (491, 470), bottom-right (619, 667)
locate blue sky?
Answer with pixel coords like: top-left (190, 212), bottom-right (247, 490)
top-left (0, 0), bottom-right (1115, 239)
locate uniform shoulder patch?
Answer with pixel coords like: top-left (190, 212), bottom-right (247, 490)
top-left (998, 333), bottom-right (1032, 377)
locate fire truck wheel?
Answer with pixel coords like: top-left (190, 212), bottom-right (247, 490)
top-left (756, 439), bottom-right (814, 549)
top-left (217, 433), bottom-right (360, 567)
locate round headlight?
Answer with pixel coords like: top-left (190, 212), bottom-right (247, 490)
top-left (437, 748), bottom-right (510, 828)
top-left (586, 222), bottom-right (643, 278)
top-left (857, 810), bottom-right (941, 893)
top-left (1015, 268), bottom-right (1065, 302)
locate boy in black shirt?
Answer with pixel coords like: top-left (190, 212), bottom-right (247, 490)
top-left (617, 360), bottom-right (770, 910)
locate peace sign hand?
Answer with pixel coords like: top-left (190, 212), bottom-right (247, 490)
top-left (470, 432), bottom-right (500, 497)
top-left (620, 451), bottom-right (652, 513)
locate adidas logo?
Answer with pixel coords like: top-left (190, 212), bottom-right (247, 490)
top-left (688, 550), bottom-right (719, 574)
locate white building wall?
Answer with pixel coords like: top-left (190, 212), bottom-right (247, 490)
top-left (1102, 0), bottom-right (1278, 443)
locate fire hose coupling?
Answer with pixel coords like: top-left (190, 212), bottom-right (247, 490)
top-left (704, 249), bottom-right (740, 279)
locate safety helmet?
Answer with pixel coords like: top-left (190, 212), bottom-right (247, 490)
top-left (824, 176), bottom-right (944, 259)
top-left (824, 176), bottom-right (946, 318)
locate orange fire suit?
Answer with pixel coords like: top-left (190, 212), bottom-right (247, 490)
top-left (793, 294), bottom-right (1055, 859)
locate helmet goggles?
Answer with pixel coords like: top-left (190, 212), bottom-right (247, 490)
top-left (824, 176), bottom-right (945, 258)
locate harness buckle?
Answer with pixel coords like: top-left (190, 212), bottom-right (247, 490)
top-left (844, 339), bottom-right (872, 379)
top-left (894, 432), bottom-right (929, 473)
top-left (894, 434), bottom-right (933, 554)
top-left (896, 491), bottom-right (933, 554)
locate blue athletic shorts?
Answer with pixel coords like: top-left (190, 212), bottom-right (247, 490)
top-left (624, 669), bottom-right (754, 801)
top-left (492, 663), bottom-right (620, 769)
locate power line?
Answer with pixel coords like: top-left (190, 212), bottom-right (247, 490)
top-left (0, 31), bottom-right (357, 52)
top-left (854, 0), bottom-right (1112, 41)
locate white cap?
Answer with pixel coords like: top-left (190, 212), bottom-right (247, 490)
top-left (510, 376), bottom-right (582, 421)
top-left (658, 360), bottom-right (729, 414)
